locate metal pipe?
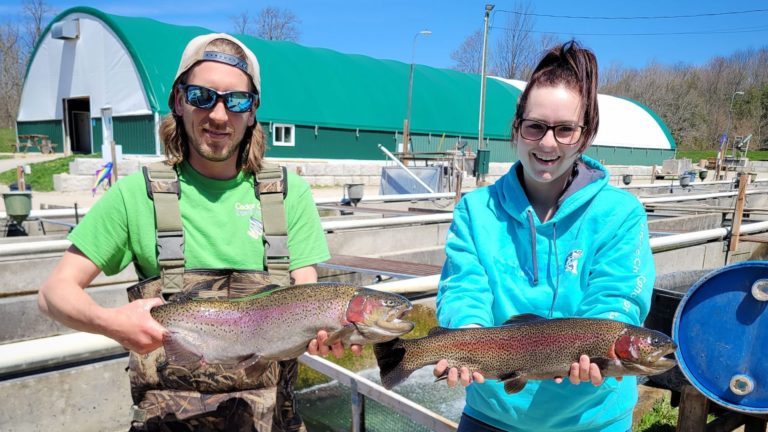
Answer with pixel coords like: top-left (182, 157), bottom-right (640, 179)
top-left (314, 192), bottom-right (454, 205)
top-left (649, 220), bottom-right (768, 251)
top-left (366, 274), bottom-right (441, 294)
top-left (377, 144), bottom-right (435, 193)
top-left (0, 332), bottom-right (124, 376)
top-left (0, 207), bottom-right (92, 220)
top-left (640, 189), bottom-right (760, 204)
top-left (323, 213), bottom-right (452, 231)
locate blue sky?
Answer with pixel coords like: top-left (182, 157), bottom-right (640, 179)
top-left (2, 0), bottom-right (767, 70)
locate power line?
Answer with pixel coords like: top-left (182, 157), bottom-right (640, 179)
top-left (489, 25), bottom-right (768, 37)
top-left (495, 8), bottom-right (768, 20)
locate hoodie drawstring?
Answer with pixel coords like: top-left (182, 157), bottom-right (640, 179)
top-left (549, 223), bottom-right (560, 318)
top-left (527, 210), bottom-right (538, 285)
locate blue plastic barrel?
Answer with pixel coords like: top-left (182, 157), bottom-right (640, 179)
top-left (672, 261), bottom-right (768, 414)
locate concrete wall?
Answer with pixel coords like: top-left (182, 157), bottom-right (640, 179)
top-left (0, 358), bottom-right (130, 432)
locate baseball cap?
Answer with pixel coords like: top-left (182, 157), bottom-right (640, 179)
top-left (169, 33), bottom-right (261, 109)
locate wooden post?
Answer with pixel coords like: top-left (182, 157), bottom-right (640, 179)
top-left (109, 140), bottom-right (119, 184)
top-left (454, 168), bottom-right (463, 204)
top-left (651, 165), bottom-right (656, 184)
top-left (729, 173), bottom-right (749, 251)
top-left (676, 384), bottom-right (709, 432)
top-left (718, 149), bottom-right (728, 180)
top-left (16, 166), bottom-right (25, 192)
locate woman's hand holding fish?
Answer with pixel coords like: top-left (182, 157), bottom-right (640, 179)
top-left (433, 359), bottom-right (486, 388)
top-left (554, 354), bottom-right (621, 386)
top-left (108, 298), bottom-right (166, 354)
top-left (307, 330), bottom-right (363, 358)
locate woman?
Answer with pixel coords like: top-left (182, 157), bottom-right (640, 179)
top-left (435, 40), bottom-right (655, 432)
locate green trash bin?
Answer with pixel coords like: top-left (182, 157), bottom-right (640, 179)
top-left (474, 149), bottom-right (490, 176)
top-left (3, 191), bottom-right (32, 225)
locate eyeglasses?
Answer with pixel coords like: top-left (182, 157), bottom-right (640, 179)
top-left (178, 84), bottom-right (258, 113)
top-left (519, 119), bottom-right (585, 145)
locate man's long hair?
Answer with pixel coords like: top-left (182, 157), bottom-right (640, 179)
top-left (159, 38), bottom-right (266, 173)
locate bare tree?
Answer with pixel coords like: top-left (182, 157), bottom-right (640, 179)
top-left (450, 30), bottom-right (483, 74)
top-left (22, 0), bottom-right (54, 55)
top-left (492, 2), bottom-right (536, 80)
top-left (231, 11), bottom-right (251, 35)
top-left (255, 7), bottom-right (301, 42)
top-left (0, 23), bottom-right (24, 127)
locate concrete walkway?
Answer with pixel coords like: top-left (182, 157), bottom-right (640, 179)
top-left (0, 152), bottom-right (63, 173)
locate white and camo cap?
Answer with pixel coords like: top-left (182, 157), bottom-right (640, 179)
top-left (170, 33), bottom-right (261, 107)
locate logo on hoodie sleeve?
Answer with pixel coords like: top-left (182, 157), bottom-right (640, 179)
top-left (564, 249), bottom-right (583, 274)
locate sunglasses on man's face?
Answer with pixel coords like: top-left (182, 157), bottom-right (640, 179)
top-left (178, 84), bottom-right (258, 113)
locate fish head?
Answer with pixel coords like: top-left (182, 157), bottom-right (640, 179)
top-left (612, 326), bottom-right (677, 375)
top-left (345, 288), bottom-right (415, 343)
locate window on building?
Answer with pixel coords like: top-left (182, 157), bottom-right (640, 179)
top-left (273, 124), bottom-right (295, 147)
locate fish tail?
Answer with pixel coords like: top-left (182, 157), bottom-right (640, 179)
top-left (373, 338), bottom-right (416, 390)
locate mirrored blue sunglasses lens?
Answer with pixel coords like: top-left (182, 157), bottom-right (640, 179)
top-left (182, 85), bottom-right (255, 113)
top-left (185, 86), bottom-right (216, 109)
top-left (224, 93), bottom-right (255, 113)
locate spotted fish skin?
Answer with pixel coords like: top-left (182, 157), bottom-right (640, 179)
top-left (150, 282), bottom-right (414, 369)
top-left (374, 314), bottom-right (677, 394)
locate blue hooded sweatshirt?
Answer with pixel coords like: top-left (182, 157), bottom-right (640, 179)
top-left (437, 156), bottom-right (655, 432)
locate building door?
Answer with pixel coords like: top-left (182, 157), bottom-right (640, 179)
top-left (63, 97), bottom-right (92, 154)
top-left (73, 111), bottom-right (92, 153)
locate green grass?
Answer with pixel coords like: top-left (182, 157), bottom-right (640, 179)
top-left (635, 397), bottom-right (678, 432)
top-left (0, 127), bottom-right (15, 153)
top-left (296, 303), bottom-right (438, 389)
top-left (677, 149), bottom-right (768, 162)
top-left (0, 153), bottom-right (101, 192)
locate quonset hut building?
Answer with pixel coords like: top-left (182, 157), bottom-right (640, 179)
top-left (17, 6), bottom-right (676, 165)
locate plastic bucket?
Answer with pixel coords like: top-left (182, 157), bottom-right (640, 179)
top-left (672, 262), bottom-right (768, 414)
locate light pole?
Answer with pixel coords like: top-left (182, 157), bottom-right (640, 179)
top-left (477, 4), bottom-right (494, 185)
top-left (403, 29), bottom-right (431, 162)
top-left (717, 90), bottom-right (745, 179)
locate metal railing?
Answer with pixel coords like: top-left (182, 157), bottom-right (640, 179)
top-left (298, 353), bottom-right (457, 432)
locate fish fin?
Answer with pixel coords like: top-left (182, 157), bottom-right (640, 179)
top-left (235, 354), bottom-right (263, 370)
top-left (498, 371), bottom-right (528, 394)
top-left (433, 371), bottom-right (449, 383)
top-left (426, 326), bottom-right (452, 336)
top-left (162, 332), bottom-right (204, 370)
top-left (324, 325), bottom-right (357, 347)
top-left (229, 283), bottom-right (281, 299)
top-left (502, 314), bottom-right (547, 326)
top-left (373, 338), bottom-right (415, 389)
top-left (240, 356), bottom-right (273, 378)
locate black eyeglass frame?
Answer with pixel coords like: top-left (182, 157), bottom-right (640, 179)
top-left (518, 118), bottom-right (586, 146)
top-left (177, 84), bottom-right (259, 113)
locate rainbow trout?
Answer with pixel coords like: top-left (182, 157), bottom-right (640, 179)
top-left (374, 314), bottom-right (676, 394)
top-left (151, 283), bottom-right (414, 373)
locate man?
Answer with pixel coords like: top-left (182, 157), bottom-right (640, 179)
top-left (38, 33), bottom-right (352, 431)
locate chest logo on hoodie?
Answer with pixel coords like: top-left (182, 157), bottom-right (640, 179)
top-left (565, 250), bottom-right (583, 274)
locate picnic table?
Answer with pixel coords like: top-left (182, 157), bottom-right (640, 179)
top-left (14, 134), bottom-right (55, 154)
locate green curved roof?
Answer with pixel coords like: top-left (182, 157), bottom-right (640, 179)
top-left (40, 7), bottom-right (520, 139)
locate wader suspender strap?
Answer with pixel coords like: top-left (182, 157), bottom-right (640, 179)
top-left (142, 162), bottom-right (184, 297)
top-left (256, 164), bottom-right (291, 286)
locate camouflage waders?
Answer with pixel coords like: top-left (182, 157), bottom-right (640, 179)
top-left (129, 164), bottom-right (301, 432)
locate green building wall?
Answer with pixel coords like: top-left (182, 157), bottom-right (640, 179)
top-left (18, 117), bottom-right (674, 166)
top-left (16, 121), bottom-right (65, 153)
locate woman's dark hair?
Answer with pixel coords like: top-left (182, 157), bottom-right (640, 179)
top-left (512, 40), bottom-right (599, 152)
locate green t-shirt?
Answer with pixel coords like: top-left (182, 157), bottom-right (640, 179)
top-left (69, 161), bottom-right (330, 278)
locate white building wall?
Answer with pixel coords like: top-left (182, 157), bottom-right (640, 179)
top-left (17, 12), bottom-right (151, 121)
top-left (492, 77), bottom-right (672, 150)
